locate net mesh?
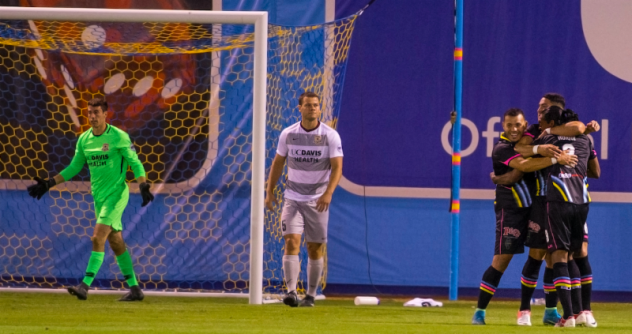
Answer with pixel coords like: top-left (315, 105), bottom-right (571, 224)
top-left (0, 14), bottom-right (357, 295)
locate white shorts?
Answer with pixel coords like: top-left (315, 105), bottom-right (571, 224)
top-left (281, 198), bottom-right (329, 243)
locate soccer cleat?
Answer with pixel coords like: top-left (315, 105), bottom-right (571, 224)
top-left (577, 310), bottom-right (597, 327)
top-left (67, 282), bottom-right (89, 300)
top-left (517, 310), bottom-right (532, 326)
top-left (543, 308), bottom-right (562, 325)
top-left (283, 291), bottom-right (299, 307)
top-left (299, 295), bottom-right (315, 307)
top-left (118, 285), bottom-right (144, 302)
top-left (471, 309), bottom-right (486, 325)
top-left (554, 317), bottom-right (576, 328)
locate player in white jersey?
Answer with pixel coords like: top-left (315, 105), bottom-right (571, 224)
top-left (265, 92), bottom-right (343, 307)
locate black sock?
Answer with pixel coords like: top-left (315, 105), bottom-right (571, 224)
top-left (543, 267), bottom-right (558, 308)
top-left (553, 262), bottom-right (573, 319)
top-left (477, 266), bottom-right (503, 310)
top-left (520, 256), bottom-right (543, 311)
top-left (568, 260), bottom-right (583, 315)
top-left (574, 256), bottom-right (593, 311)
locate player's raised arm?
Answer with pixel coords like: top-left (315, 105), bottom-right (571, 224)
top-left (27, 136), bottom-right (87, 200)
top-left (584, 120), bottom-right (600, 134)
top-left (537, 109), bottom-right (588, 138)
top-left (548, 120), bottom-right (586, 137)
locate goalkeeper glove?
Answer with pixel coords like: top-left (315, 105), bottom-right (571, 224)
top-left (27, 177), bottom-right (56, 200)
top-left (139, 182), bottom-right (154, 207)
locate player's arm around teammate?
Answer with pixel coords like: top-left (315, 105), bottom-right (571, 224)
top-left (500, 111), bottom-right (577, 173)
top-left (514, 93), bottom-right (599, 158)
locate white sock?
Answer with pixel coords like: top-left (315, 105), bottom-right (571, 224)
top-left (282, 255), bottom-right (300, 292)
top-left (307, 257), bottom-right (324, 297)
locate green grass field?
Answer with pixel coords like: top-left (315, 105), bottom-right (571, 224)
top-left (1, 292), bottom-right (632, 333)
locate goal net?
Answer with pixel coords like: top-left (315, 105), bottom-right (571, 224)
top-left (0, 8), bottom-right (358, 299)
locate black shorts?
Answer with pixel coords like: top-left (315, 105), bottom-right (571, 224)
top-left (545, 202), bottom-right (589, 252)
top-left (525, 197), bottom-right (547, 249)
top-left (494, 205), bottom-right (530, 255)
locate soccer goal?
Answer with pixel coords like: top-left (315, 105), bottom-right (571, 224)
top-left (0, 7), bottom-right (358, 303)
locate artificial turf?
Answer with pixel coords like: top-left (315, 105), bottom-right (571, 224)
top-left (1, 292), bottom-right (631, 333)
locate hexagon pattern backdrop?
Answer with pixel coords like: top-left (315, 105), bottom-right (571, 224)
top-left (0, 16), bottom-right (357, 295)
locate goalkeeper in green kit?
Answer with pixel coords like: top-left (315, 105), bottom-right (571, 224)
top-left (27, 97), bottom-right (154, 301)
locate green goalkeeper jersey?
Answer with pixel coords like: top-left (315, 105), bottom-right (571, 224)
top-left (60, 124), bottom-right (146, 203)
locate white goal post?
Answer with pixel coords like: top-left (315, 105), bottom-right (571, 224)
top-left (0, 6), bottom-right (268, 305)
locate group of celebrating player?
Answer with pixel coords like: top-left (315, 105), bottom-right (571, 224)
top-left (472, 93), bottom-right (600, 328)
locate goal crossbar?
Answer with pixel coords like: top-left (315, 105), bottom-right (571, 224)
top-left (0, 6), bottom-right (268, 305)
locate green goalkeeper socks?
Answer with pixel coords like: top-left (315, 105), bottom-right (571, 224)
top-left (81, 250), bottom-right (138, 287)
top-left (82, 251), bottom-right (105, 286)
top-left (116, 250), bottom-right (139, 287)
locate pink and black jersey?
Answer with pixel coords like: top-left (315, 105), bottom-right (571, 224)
top-left (527, 125), bottom-right (597, 198)
top-left (540, 134), bottom-right (594, 204)
top-left (492, 133), bottom-right (532, 208)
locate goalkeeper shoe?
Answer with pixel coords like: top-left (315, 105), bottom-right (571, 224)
top-left (517, 310), bottom-right (532, 326)
top-left (543, 308), bottom-right (562, 325)
top-left (299, 295), bottom-right (315, 307)
top-left (67, 283), bottom-right (89, 300)
top-left (471, 309), bottom-right (486, 325)
top-left (554, 317), bottom-right (576, 328)
top-left (283, 291), bottom-right (299, 307)
top-left (118, 285), bottom-right (144, 302)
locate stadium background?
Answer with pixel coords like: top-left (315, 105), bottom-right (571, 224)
top-left (1, 0), bottom-right (631, 299)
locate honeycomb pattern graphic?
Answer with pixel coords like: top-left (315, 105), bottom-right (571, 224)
top-left (0, 16), bottom-right (358, 295)
top-left (107, 244), bottom-right (168, 290)
top-left (0, 234), bottom-right (55, 287)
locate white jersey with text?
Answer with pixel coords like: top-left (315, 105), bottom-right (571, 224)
top-left (276, 121), bottom-right (343, 201)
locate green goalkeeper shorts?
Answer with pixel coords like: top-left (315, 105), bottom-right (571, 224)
top-left (94, 184), bottom-right (129, 232)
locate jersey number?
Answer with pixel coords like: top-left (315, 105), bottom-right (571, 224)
top-left (562, 143), bottom-right (575, 155)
